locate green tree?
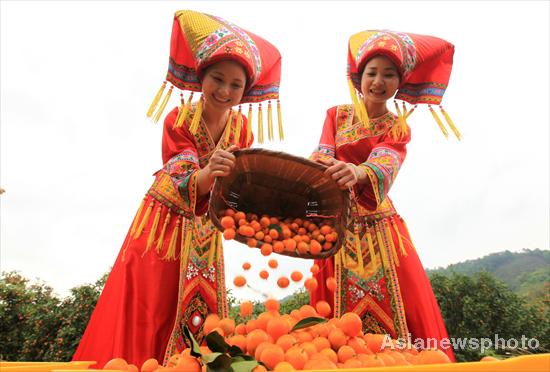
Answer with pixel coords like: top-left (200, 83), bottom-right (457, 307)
top-left (430, 271), bottom-right (549, 362)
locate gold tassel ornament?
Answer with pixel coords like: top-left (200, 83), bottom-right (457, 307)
top-left (277, 99), bottom-right (284, 141)
top-left (234, 106), bottom-right (243, 145)
top-left (147, 81), bottom-right (167, 118)
top-left (180, 220), bottom-right (193, 271)
top-left (348, 78), bottom-right (370, 129)
top-left (163, 216), bottom-right (181, 260)
top-left (440, 106), bottom-right (461, 140)
top-left (383, 220), bottom-right (400, 267)
top-left (189, 97), bottom-right (203, 134)
top-left (257, 103), bottom-right (264, 144)
top-left (391, 218), bottom-right (407, 257)
top-left (366, 228), bottom-right (378, 271)
top-left (130, 196), bottom-right (147, 237)
top-left (145, 204), bottom-right (162, 253)
top-left (354, 233), bottom-right (365, 276)
top-left (224, 110), bottom-right (234, 145)
top-left (405, 104), bottom-right (417, 119)
top-left (246, 104), bottom-right (253, 145)
top-left (390, 100), bottom-right (409, 140)
top-left (267, 101), bottom-right (274, 141)
top-left (401, 101), bottom-right (408, 117)
top-left (207, 232), bottom-right (218, 268)
top-left (153, 85), bottom-right (173, 123)
top-left (134, 200), bottom-right (155, 239)
top-left (429, 105), bottom-right (449, 138)
top-left (155, 211), bottom-right (172, 254)
top-left (174, 92), bottom-right (194, 128)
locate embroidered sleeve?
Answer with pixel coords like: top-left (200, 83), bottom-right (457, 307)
top-left (354, 126), bottom-right (410, 210)
top-left (310, 107), bottom-right (337, 162)
top-left (161, 107), bottom-right (206, 215)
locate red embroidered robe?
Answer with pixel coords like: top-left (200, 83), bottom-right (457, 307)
top-left (310, 104), bottom-right (454, 361)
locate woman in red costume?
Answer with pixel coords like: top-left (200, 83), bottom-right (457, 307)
top-left (72, 9), bottom-right (282, 368)
top-left (310, 30), bottom-right (458, 361)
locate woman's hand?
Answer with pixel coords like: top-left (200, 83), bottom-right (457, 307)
top-left (318, 157), bottom-right (366, 189)
top-left (197, 145), bottom-right (239, 195)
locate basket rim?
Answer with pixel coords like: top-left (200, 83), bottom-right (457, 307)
top-left (208, 148), bottom-right (349, 259)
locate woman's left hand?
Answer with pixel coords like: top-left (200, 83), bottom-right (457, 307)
top-left (320, 158), bottom-right (366, 189)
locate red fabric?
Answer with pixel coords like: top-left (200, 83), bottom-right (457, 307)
top-left (72, 196), bottom-right (180, 369)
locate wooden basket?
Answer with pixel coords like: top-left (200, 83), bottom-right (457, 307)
top-left (209, 148), bottom-right (350, 259)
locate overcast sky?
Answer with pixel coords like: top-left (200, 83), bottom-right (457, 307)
top-left (1, 1), bottom-right (549, 301)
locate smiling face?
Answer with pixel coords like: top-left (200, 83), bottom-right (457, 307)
top-left (201, 60), bottom-right (247, 112)
top-left (360, 55), bottom-right (400, 105)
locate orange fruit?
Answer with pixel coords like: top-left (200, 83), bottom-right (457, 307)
top-left (343, 358), bottom-right (363, 368)
top-left (255, 231), bottom-right (265, 241)
top-left (339, 312), bottom-right (362, 337)
top-left (302, 359), bottom-right (337, 370)
top-left (297, 241), bottom-right (309, 254)
top-left (319, 225), bottom-right (332, 235)
top-left (246, 319), bottom-right (259, 333)
top-left (295, 330), bottom-right (314, 343)
top-left (259, 345), bottom-right (285, 370)
top-left (223, 228), bottom-right (236, 240)
top-left (269, 229), bottom-right (280, 240)
top-left (203, 314), bottom-right (220, 335)
top-left (250, 220), bottom-right (261, 232)
top-left (234, 211), bottom-right (246, 222)
top-left (268, 259), bottom-right (279, 269)
top-left (273, 361), bottom-right (296, 371)
top-left (362, 354), bottom-right (386, 367)
top-left (299, 304), bottom-right (317, 318)
top-left (312, 337), bottom-right (331, 352)
top-left (347, 336), bottom-right (369, 354)
top-left (285, 347), bottom-right (308, 370)
top-left (319, 347), bottom-right (338, 364)
top-left (219, 317), bottom-right (236, 336)
top-left (256, 312), bottom-right (275, 331)
top-left (252, 365), bottom-right (267, 372)
top-left (260, 243), bottom-right (273, 256)
top-left (283, 239), bottom-right (297, 252)
top-left (175, 355), bottom-right (201, 371)
top-left (322, 242), bottom-right (333, 251)
top-left (310, 264), bottom-right (320, 274)
top-left (265, 298), bottom-right (280, 312)
top-left (337, 345), bottom-right (356, 363)
top-left (233, 275), bottom-right (247, 287)
top-left (365, 333), bottom-right (388, 353)
top-left (326, 277), bottom-right (336, 292)
top-left (376, 352), bottom-right (396, 366)
top-left (220, 216), bottom-right (235, 229)
top-left (247, 238), bottom-right (258, 248)
top-left (290, 271), bottom-right (303, 282)
top-left (238, 225), bottom-right (255, 237)
top-left (255, 341), bottom-right (274, 360)
top-left (225, 208), bottom-right (236, 217)
top-left (259, 270), bottom-right (269, 279)
top-left (246, 329), bottom-right (269, 356)
top-left (264, 235), bottom-right (273, 243)
top-left (304, 277), bottom-right (318, 292)
top-left (103, 358), bottom-right (127, 370)
top-left (276, 334), bottom-right (297, 352)
top-left (140, 358), bottom-right (159, 372)
top-left (260, 216), bottom-right (271, 227)
top-left (235, 323), bottom-right (247, 335)
top-left (240, 301), bottom-right (253, 317)
top-left (309, 240), bottom-right (322, 255)
top-left (315, 301), bottom-right (331, 318)
top-left (277, 276), bottom-right (290, 288)
top-left (417, 349), bottom-right (451, 365)
top-left (242, 262), bottom-right (251, 270)
top-left (229, 334), bottom-right (247, 352)
top-left (480, 356), bottom-right (500, 362)
top-left (270, 217), bottom-right (279, 225)
top-left (273, 241), bottom-right (285, 253)
top-left (266, 316), bottom-right (291, 342)
top-left (328, 328), bottom-right (347, 350)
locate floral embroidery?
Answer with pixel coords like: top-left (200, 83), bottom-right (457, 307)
top-left (368, 147), bottom-right (401, 185)
top-left (335, 105), bottom-right (395, 146)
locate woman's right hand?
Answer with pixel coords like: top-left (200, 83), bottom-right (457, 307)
top-left (318, 157), bottom-right (366, 189)
top-left (197, 145), bottom-right (238, 195)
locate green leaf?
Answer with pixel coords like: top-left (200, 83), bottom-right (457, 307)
top-left (202, 352), bottom-right (223, 364)
top-left (268, 224), bottom-right (283, 235)
top-left (182, 325), bottom-right (202, 358)
top-left (205, 330), bottom-right (229, 353)
top-left (290, 316), bottom-right (328, 332)
top-left (230, 354), bottom-right (255, 362)
top-left (230, 360), bottom-right (260, 372)
top-left (207, 353), bottom-right (233, 372)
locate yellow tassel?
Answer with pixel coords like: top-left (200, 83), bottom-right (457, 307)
top-left (130, 197), bottom-right (146, 237)
top-left (145, 205), bottom-right (162, 252)
top-left (366, 228), bottom-right (377, 270)
top-left (384, 220), bottom-right (400, 267)
top-left (163, 216), bottom-right (181, 260)
top-left (174, 92), bottom-right (194, 128)
top-left (348, 78), bottom-right (370, 129)
top-left (375, 223), bottom-right (391, 269)
top-left (246, 104), bottom-right (253, 145)
top-left (146, 81), bottom-right (166, 118)
top-left (354, 233), bottom-right (365, 275)
top-left (224, 110), bottom-right (234, 145)
top-left (267, 101), bottom-right (274, 141)
top-left (234, 106), bottom-right (243, 145)
top-left (257, 103), bottom-right (264, 144)
top-left (340, 245), bottom-right (347, 267)
top-left (134, 200), bottom-right (155, 239)
top-left (180, 220), bottom-right (193, 271)
top-left (155, 211), bottom-right (171, 254)
top-left (440, 106), bottom-right (462, 140)
top-left (391, 218), bottom-right (407, 257)
top-left (429, 105), bottom-right (448, 138)
top-left (401, 101), bottom-right (408, 117)
top-left (405, 104), bottom-right (417, 119)
top-left (207, 232), bottom-right (218, 268)
top-left (277, 99), bottom-right (284, 141)
top-left (390, 100), bottom-right (409, 140)
top-left (153, 85), bottom-right (173, 123)
top-left (189, 98), bottom-right (203, 134)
